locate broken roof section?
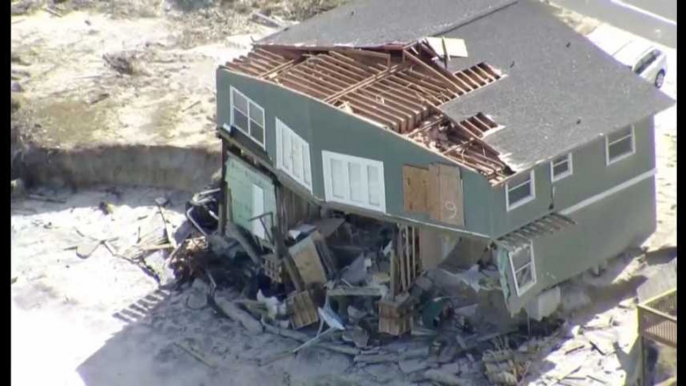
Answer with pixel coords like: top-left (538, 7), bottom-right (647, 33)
top-left (258, 0), bottom-right (516, 48)
top-left (437, 0), bottom-right (674, 171)
top-left (224, 42), bottom-right (514, 182)
top-left (229, 0), bottom-right (674, 182)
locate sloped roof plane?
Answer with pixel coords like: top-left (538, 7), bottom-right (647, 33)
top-left (229, 0), bottom-right (674, 184)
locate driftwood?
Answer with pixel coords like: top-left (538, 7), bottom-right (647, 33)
top-left (214, 296), bottom-right (263, 335)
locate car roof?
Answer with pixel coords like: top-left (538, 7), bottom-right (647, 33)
top-left (612, 40), bottom-right (655, 66)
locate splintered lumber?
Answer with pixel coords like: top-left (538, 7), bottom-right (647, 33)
top-left (214, 296), bottom-right (263, 335)
top-left (261, 322), bottom-right (360, 356)
top-left (424, 369), bottom-right (469, 386)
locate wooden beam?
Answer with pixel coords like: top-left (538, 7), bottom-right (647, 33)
top-left (477, 62), bottom-right (501, 80)
top-left (403, 50), bottom-right (462, 95)
top-left (324, 63), bottom-right (407, 103)
top-left (287, 67), bottom-right (345, 92)
top-left (455, 72), bottom-right (479, 90)
top-left (367, 82), bottom-right (428, 110)
top-left (248, 52), bottom-right (281, 67)
top-left (280, 70), bottom-right (339, 96)
top-left (308, 61), bottom-right (361, 85)
top-left (277, 77), bottom-right (328, 99)
top-left (260, 60), bottom-right (295, 79)
top-left (225, 62), bottom-right (261, 76)
top-left (299, 62), bottom-right (353, 88)
top-left (255, 47), bottom-right (288, 62)
top-left (345, 92), bottom-right (413, 128)
top-left (322, 53), bottom-right (377, 77)
top-left (342, 98), bottom-right (401, 130)
top-left (464, 68), bottom-right (487, 86)
top-left (314, 55), bottom-right (370, 80)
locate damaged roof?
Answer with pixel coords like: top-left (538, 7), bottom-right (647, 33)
top-left (437, 0), bottom-right (675, 170)
top-left (259, 0), bottom-right (516, 48)
top-left (228, 0), bottom-right (674, 182)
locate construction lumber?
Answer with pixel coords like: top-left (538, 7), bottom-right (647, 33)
top-left (261, 322), bottom-right (360, 356)
top-left (214, 296), bottom-right (263, 335)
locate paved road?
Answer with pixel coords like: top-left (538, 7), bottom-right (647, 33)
top-left (552, 0), bottom-right (676, 48)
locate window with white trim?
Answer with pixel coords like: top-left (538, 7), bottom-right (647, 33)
top-left (276, 118), bottom-right (312, 191)
top-left (322, 151), bottom-right (386, 212)
top-left (550, 153), bottom-right (573, 182)
top-left (606, 126), bottom-right (635, 165)
top-left (230, 87), bottom-right (265, 147)
top-left (506, 170), bottom-right (535, 211)
top-left (508, 241), bottom-right (536, 296)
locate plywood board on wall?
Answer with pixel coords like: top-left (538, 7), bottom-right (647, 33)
top-left (428, 164), bottom-right (464, 226)
top-left (402, 165), bottom-right (429, 213)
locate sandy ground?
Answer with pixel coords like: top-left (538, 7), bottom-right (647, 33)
top-left (11, 6), bottom-right (271, 150)
top-left (11, 5), bottom-right (676, 386)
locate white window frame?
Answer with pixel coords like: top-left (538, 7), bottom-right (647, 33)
top-left (322, 150), bottom-right (386, 213)
top-left (550, 153), bottom-right (573, 182)
top-left (230, 86), bottom-right (266, 148)
top-left (506, 170), bottom-right (535, 212)
top-left (508, 241), bottom-right (537, 297)
top-left (605, 126), bottom-right (636, 165)
top-left (275, 118), bottom-right (312, 192)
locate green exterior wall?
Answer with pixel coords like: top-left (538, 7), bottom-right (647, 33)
top-left (489, 117), bottom-right (655, 238)
top-left (217, 69), bottom-right (493, 237)
top-left (494, 118), bottom-right (657, 313)
top-left (216, 67), bottom-right (659, 315)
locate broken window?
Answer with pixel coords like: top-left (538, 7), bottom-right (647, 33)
top-left (550, 153), bottom-right (573, 182)
top-left (508, 242), bottom-right (536, 296)
top-left (323, 151), bottom-right (386, 212)
top-left (230, 87), bottom-right (266, 147)
top-left (606, 126), bottom-right (635, 165)
top-left (276, 118), bottom-right (312, 192)
top-left (506, 170), bottom-right (535, 211)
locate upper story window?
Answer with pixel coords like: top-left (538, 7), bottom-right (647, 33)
top-left (606, 126), bottom-right (635, 165)
top-left (322, 151), bottom-right (385, 213)
top-left (230, 86), bottom-right (265, 148)
top-left (550, 153), bottom-right (573, 182)
top-left (506, 170), bottom-right (535, 212)
top-left (276, 118), bottom-right (312, 192)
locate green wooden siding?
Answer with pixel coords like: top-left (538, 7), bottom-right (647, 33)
top-left (217, 68), bottom-right (493, 237)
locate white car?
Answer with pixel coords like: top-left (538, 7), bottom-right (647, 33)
top-left (613, 41), bottom-right (668, 89)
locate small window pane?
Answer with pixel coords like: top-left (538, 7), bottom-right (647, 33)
top-left (331, 159), bottom-right (345, 199)
top-left (349, 163), bottom-right (363, 203)
top-left (249, 102), bottom-right (264, 127)
top-left (609, 137), bottom-right (632, 160)
top-left (515, 265), bottom-right (533, 288)
top-left (233, 109), bottom-right (249, 133)
top-left (292, 137), bottom-right (303, 179)
top-left (233, 91), bottom-right (248, 114)
top-left (251, 122), bottom-right (264, 144)
top-left (608, 127), bottom-right (632, 143)
top-left (511, 245), bottom-right (532, 270)
top-left (508, 183), bottom-right (531, 205)
top-left (303, 144), bottom-right (311, 186)
top-left (553, 161), bottom-right (569, 177)
top-left (368, 166), bottom-right (380, 206)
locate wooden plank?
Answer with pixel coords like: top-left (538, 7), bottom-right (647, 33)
top-left (402, 165), bottom-right (429, 213)
top-left (289, 236), bottom-right (327, 286)
top-left (428, 164), bottom-right (464, 226)
top-left (313, 56), bottom-right (368, 81)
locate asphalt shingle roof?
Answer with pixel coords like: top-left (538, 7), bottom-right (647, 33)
top-left (259, 0), bottom-right (675, 172)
